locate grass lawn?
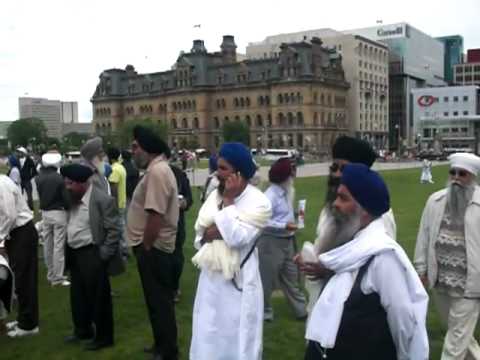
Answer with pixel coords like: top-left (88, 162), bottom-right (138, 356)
top-left (0, 165), bottom-right (450, 359)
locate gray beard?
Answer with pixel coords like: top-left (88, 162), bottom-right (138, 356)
top-left (446, 180), bottom-right (475, 225)
top-left (315, 206), bottom-right (363, 254)
top-left (281, 178), bottom-right (295, 208)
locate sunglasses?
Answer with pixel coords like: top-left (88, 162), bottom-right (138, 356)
top-left (329, 163), bottom-right (345, 173)
top-left (449, 169), bottom-right (468, 177)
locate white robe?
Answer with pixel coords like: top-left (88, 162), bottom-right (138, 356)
top-left (190, 185), bottom-right (271, 360)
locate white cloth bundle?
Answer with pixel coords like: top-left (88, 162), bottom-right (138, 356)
top-left (192, 189), bottom-right (271, 280)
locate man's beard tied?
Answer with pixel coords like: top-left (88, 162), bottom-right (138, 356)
top-left (447, 180), bottom-right (475, 225)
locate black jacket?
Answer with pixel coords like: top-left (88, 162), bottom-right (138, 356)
top-left (20, 156), bottom-right (37, 183)
top-left (35, 167), bottom-right (69, 211)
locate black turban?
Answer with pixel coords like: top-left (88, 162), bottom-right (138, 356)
top-left (133, 125), bottom-right (169, 155)
top-left (332, 136), bottom-right (376, 167)
top-left (60, 164), bottom-right (94, 183)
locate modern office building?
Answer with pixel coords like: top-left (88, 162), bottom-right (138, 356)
top-left (411, 86), bottom-right (480, 153)
top-left (454, 49), bottom-right (480, 86)
top-left (436, 35), bottom-right (464, 84)
top-left (92, 36), bottom-right (350, 154)
top-left (18, 97), bottom-right (79, 138)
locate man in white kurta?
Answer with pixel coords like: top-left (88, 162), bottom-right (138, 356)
top-left (190, 142), bottom-right (271, 360)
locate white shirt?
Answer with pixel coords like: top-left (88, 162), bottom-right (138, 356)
top-left (0, 175), bottom-right (33, 247)
top-left (190, 185), bottom-right (270, 360)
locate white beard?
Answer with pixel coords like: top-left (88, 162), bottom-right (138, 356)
top-left (92, 158), bottom-right (105, 176)
top-left (282, 177), bottom-right (295, 208)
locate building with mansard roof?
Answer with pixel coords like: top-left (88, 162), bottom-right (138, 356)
top-left (91, 35), bottom-right (350, 154)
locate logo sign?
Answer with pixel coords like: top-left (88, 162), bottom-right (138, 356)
top-left (417, 95), bottom-right (437, 107)
top-left (377, 26), bottom-right (403, 37)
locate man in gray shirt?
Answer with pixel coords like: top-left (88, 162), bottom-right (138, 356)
top-left (62, 164), bottom-right (123, 351)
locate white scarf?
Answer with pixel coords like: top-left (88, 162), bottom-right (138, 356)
top-left (306, 219), bottom-right (428, 353)
top-left (192, 189), bottom-right (271, 280)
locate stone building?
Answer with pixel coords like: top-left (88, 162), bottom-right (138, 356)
top-left (91, 35), bottom-right (350, 154)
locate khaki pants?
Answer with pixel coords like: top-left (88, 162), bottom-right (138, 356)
top-left (435, 291), bottom-right (480, 360)
top-left (42, 210), bottom-right (67, 284)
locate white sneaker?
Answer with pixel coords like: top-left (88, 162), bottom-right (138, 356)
top-left (6, 321), bottom-right (18, 330)
top-left (52, 280), bottom-right (71, 287)
top-left (7, 326), bottom-right (39, 337)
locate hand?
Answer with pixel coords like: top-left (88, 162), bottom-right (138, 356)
top-left (222, 172), bottom-right (246, 205)
top-left (202, 224), bottom-right (222, 243)
top-left (298, 261), bottom-right (333, 280)
top-left (179, 199), bottom-right (188, 210)
top-left (143, 243), bottom-right (152, 252)
top-left (286, 222), bottom-right (298, 231)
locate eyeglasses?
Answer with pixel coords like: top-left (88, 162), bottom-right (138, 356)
top-left (449, 169), bottom-right (468, 177)
top-left (329, 163), bottom-right (345, 173)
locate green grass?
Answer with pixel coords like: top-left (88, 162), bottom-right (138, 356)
top-left (0, 166), bottom-right (450, 359)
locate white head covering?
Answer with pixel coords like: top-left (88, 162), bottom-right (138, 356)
top-left (42, 152), bottom-right (62, 168)
top-left (16, 146), bottom-right (28, 155)
top-left (449, 152), bottom-right (480, 176)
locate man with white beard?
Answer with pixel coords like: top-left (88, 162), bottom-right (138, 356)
top-left (301, 163), bottom-right (429, 360)
top-left (80, 137), bottom-right (110, 194)
top-left (415, 152), bottom-right (480, 360)
top-left (257, 158), bottom-right (307, 321)
top-left (300, 136), bottom-right (397, 313)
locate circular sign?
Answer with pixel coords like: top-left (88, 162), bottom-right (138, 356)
top-left (417, 95), bottom-right (436, 107)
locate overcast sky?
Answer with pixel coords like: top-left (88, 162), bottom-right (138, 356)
top-left (1, 0), bottom-right (479, 123)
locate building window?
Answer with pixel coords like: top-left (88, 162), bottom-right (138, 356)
top-left (463, 111), bottom-right (469, 116)
top-left (453, 111), bottom-right (458, 116)
top-left (454, 96), bottom-right (459, 102)
top-left (214, 117), bottom-right (220, 129)
top-left (172, 119), bottom-right (177, 129)
top-left (443, 112), bottom-right (449, 117)
top-left (193, 117), bottom-right (199, 129)
top-left (463, 96), bottom-right (469, 102)
top-left (443, 96), bottom-right (449, 102)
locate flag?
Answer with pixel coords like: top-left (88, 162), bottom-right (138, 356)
top-left (194, 24), bottom-right (201, 28)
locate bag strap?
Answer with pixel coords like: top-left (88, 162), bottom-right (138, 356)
top-left (231, 236), bottom-right (260, 292)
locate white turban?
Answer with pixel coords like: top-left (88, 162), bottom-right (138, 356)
top-left (449, 152), bottom-right (480, 176)
top-left (42, 152), bottom-right (62, 168)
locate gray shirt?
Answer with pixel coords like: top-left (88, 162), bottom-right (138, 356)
top-left (67, 185), bottom-right (93, 249)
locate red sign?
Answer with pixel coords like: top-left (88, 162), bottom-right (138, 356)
top-left (417, 95), bottom-right (437, 107)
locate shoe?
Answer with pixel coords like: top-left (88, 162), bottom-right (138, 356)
top-left (6, 321), bottom-right (18, 330)
top-left (64, 334), bottom-right (93, 343)
top-left (84, 340), bottom-right (113, 351)
top-left (52, 280), bottom-right (71, 287)
top-left (7, 326), bottom-right (39, 337)
top-left (296, 313), bottom-right (308, 321)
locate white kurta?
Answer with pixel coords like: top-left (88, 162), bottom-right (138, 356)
top-left (190, 185), bottom-right (270, 360)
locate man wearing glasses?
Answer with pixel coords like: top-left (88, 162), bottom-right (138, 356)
top-left (415, 152), bottom-right (480, 360)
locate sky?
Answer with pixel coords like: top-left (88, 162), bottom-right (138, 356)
top-left (0, 0), bottom-right (479, 123)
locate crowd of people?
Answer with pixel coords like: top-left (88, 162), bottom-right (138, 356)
top-left (0, 126), bottom-right (480, 360)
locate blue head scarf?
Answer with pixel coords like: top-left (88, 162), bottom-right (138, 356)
top-left (8, 155), bottom-right (20, 168)
top-left (218, 143), bottom-right (256, 179)
top-left (341, 163), bottom-right (390, 217)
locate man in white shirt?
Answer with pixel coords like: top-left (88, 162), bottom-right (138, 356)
top-left (257, 158), bottom-right (307, 321)
top-left (190, 142), bottom-right (271, 360)
top-left (0, 175), bottom-right (39, 337)
top-left (299, 163), bottom-right (429, 360)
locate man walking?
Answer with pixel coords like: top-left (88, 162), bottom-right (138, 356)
top-left (35, 151), bottom-right (70, 286)
top-left (107, 147), bottom-right (128, 259)
top-left (0, 175), bottom-right (39, 337)
top-left (190, 142), bottom-right (272, 360)
top-left (16, 146), bottom-right (37, 210)
top-left (300, 163), bottom-right (429, 359)
top-left (62, 163), bottom-right (123, 351)
top-left (127, 125), bottom-right (179, 360)
top-left (257, 157), bottom-right (307, 321)
top-left (415, 152), bottom-right (480, 360)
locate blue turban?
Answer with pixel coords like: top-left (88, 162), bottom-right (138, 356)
top-left (341, 163), bottom-right (390, 217)
top-left (8, 155), bottom-right (20, 168)
top-left (209, 154), bottom-right (218, 172)
top-left (219, 142), bottom-right (256, 179)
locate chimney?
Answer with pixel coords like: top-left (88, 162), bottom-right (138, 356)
top-left (191, 39), bottom-right (207, 54)
top-left (221, 35), bottom-right (237, 64)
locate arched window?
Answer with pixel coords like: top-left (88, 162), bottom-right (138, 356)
top-left (187, 100), bottom-right (192, 109)
top-left (235, 115), bottom-right (240, 122)
top-left (192, 100), bottom-right (196, 110)
top-left (297, 112), bottom-right (304, 126)
top-left (246, 98), bottom-right (250, 107)
top-left (278, 94), bottom-right (283, 104)
top-left (172, 119), bottom-right (177, 129)
top-left (240, 98), bottom-right (245, 107)
top-left (234, 98), bottom-right (239, 107)
top-left (173, 102), bottom-right (177, 111)
top-left (182, 118), bottom-right (188, 128)
top-left (256, 114), bottom-right (263, 127)
top-left (267, 113), bottom-right (272, 127)
top-left (290, 93), bottom-right (295, 103)
top-left (258, 96), bottom-right (264, 106)
top-left (214, 117), bottom-right (220, 129)
top-left (182, 101), bottom-right (187, 110)
top-left (224, 116), bottom-right (229, 123)
top-left (284, 93), bottom-right (290, 103)
top-left (278, 112), bottom-right (285, 127)
top-left (246, 115), bottom-right (251, 127)
top-left (313, 112), bottom-right (318, 126)
top-left (193, 117), bottom-right (199, 129)
top-left (287, 112), bottom-right (294, 126)
top-left (265, 96), bottom-right (270, 105)
top-left (221, 99), bottom-right (226, 108)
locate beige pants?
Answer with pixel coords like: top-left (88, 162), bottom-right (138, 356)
top-left (435, 291), bottom-right (480, 360)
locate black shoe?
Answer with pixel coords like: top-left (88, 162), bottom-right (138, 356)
top-left (64, 334), bottom-right (93, 344)
top-left (84, 340), bottom-right (113, 351)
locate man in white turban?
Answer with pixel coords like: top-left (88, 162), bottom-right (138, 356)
top-left (415, 152), bottom-right (480, 360)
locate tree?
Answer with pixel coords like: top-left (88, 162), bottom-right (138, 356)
top-left (222, 119), bottom-right (250, 146)
top-left (61, 132), bottom-right (91, 152)
top-left (7, 118), bottom-right (48, 150)
top-left (115, 118), bottom-right (168, 149)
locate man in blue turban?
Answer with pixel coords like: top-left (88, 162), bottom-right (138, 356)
top-left (190, 142), bottom-right (272, 360)
top-left (303, 164), bottom-right (429, 360)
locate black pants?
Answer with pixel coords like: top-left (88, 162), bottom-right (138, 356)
top-left (67, 245), bottom-right (113, 344)
top-left (134, 245), bottom-right (178, 360)
top-left (172, 235), bottom-right (185, 292)
top-left (6, 221), bottom-right (38, 330)
top-left (21, 181), bottom-right (34, 211)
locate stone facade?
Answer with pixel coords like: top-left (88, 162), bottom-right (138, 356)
top-left (91, 36), bottom-right (350, 154)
